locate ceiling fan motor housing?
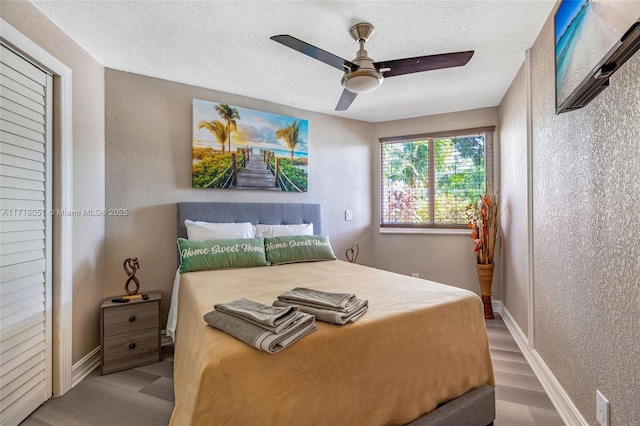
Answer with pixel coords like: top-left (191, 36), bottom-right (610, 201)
top-left (341, 57), bottom-right (383, 93)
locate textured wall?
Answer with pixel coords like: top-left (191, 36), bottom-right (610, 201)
top-left (529, 16), bottom-right (640, 425)
top-left (1, 1), bottom-right (106, 364)
top-left (371, 108), bottom-right (502, 297)
top-left (104, 70), bottom-right (373, 326)
top-left (498, 64), bottom-right (529, 333)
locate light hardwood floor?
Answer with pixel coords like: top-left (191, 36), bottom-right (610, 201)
top-left (487, 314), bottom-right (564, 426)
top-left (22, 314), bottom-right (565, 426)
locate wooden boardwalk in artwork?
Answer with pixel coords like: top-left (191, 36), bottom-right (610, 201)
top-left (231, 157), bottom-right (281, 191)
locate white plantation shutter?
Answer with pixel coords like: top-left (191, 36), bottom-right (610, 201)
top-left (0, 44), bottom-right (52, 426)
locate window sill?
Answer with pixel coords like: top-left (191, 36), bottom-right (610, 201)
top-left (379, 227), bottom-right (470, 235)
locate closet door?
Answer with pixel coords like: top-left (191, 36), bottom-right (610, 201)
top-left (0, 44), bottom-right (52, 426)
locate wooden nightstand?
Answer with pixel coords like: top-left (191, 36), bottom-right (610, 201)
top-left (100, 291), bottom-right (161, 375)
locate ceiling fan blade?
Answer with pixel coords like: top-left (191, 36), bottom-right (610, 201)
top-left (374, 51), bottom-right (474, 78)
top-left (335, 89), bottom-right (358, 111)
top-left (270, 35), bottom-right (357, 72)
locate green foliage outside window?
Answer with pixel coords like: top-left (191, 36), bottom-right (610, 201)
top-left (381, 132), bottom-right (490, 227)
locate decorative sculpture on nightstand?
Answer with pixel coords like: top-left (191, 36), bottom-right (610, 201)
top-left (123, 257), bottom-right (140, 295)
top-left (346, 244), bottom-right (359, 264)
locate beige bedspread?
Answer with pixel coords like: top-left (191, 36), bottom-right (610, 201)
top-left (170, 260), bottom-right (494, 426)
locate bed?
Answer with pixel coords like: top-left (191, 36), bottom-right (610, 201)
top-left (170, 202), bottom-right (495, 426)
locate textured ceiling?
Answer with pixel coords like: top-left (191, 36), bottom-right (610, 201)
top-left (30, 0), bottom-right (555, 123)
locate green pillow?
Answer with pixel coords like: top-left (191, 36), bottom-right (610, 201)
top-left (264, 235), bottom-right (337, 265)
top-left (178, 237), bottom-right (269, 273)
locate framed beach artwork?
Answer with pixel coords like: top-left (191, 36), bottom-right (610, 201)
top-left (192, 99), bottom-right (309, 191)
top-left (554, 0), bottom-right (640, 112)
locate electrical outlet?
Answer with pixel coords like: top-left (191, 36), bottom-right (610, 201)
top-left (411, 273), bottom-right (419, 278)
top-left (345, 210), bottom-right (353, 221)
top-left (596, 390), bottom-right (609, 426)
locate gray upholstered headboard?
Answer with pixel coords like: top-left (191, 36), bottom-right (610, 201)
top-left (177, 202), bottom-right (321, 239)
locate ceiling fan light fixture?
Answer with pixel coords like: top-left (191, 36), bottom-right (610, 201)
top-left (341, 69), bottom-right (383, 93)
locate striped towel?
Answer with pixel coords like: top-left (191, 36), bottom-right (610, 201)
top-left (276, 287), bottom-right (356, 311)
top-left (214, 298), bottom-right (300, 334)
top-left (204, 299), bottom-right (316, 354)
top-left (275, 287), bottom-right (368, 325)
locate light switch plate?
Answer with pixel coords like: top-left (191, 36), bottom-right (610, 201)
top-left (596, 390), bottom-right (609, 426)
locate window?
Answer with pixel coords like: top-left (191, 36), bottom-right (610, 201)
top-left (380, 126), bottom-right (494, 229)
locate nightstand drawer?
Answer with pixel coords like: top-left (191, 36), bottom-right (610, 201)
top-left (103, 328), bottom-right (159, 364)
top-left (103, 302), bottom-right (158, 337)
top-left (100, 291), bottom-right (162, 375)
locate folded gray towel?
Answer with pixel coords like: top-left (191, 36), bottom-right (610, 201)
top-left (274, 298), bottom-right (368, 325)
top-left (214, 298), bottom-right (300, 334)
top-left (204, 310), bottom-right (316, 354)
top-left (277, 287), bottom-right (357, 311)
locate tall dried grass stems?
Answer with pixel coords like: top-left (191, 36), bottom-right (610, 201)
top-left (467, 192), bottom-right (500, 265)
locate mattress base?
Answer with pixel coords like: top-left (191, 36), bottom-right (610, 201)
top-left (407, 384), bottom-right (495, 426)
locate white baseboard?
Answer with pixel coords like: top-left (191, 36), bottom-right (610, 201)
top-left (492, 300), bottom-right (588, 426)
top-left (71, 346), bottom-right (100, 388)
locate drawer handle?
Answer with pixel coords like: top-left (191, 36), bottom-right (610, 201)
top-left (129, 316), bottom-right (136, 322)
top-left (129, 343), bottom-right (136, 350)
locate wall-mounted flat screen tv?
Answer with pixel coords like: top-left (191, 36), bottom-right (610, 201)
top-left (555, 0), bottom-right (640, 113)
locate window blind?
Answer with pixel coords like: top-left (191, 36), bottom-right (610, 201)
top-left (380, 127), bottom-right (494, 228)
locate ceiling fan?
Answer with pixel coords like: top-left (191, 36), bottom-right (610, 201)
top-left (271, 23), bottom-right (474, 111)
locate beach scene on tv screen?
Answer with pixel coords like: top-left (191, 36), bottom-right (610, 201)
top-left (555, 0), bottom-right (640, 106)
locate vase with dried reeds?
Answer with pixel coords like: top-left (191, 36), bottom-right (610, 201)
top-left (466, 192), bottom-right (499, 319)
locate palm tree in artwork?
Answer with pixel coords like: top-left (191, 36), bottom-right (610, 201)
top-left (275, 121), bottom-right (301, 161)
top-left (198, 120), bottom-right (228, 153)
top-left (214, 104), bottom-right (240, 153)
